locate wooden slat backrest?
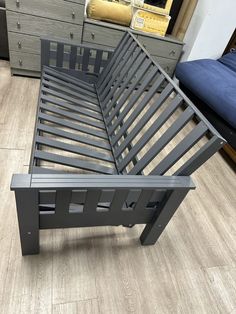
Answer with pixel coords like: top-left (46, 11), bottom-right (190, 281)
top-left (96, 32), bottom-right (226, 176)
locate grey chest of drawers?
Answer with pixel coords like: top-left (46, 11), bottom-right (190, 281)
top-left (82, 19), bottom-right (184, 77)
top-left (5, 1), bottom-right (183, 78)
top-left (6, 0), bottom-right (85, 77)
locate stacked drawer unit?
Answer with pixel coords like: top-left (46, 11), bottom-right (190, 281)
top-left (82, 19), bottom-right (183, 77)
top-left (6, 0), bottom-right (84, 77)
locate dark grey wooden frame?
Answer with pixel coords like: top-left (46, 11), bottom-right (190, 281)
top-left (11, 32), bottom-right (226, 255)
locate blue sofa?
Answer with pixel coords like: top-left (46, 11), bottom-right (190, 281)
top-left (176, 51), bottom-right (236, 151)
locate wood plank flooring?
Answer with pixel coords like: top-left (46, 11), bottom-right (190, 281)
top-left (0, 60), bottom-right (236, 314)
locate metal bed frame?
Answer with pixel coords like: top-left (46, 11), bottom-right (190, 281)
top-left (11, 32), bottom-right (226, 255)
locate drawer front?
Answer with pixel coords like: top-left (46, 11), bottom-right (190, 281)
top-left (6, 0), bottom-right (84, 25)
top-left (137, 35), bottom-right (182, 60)
top-left (83, 22), bottom-right (125, 48)
top-left (153, 56), bottom-right (177, 76)
top-left (10, 51), bottom-right (40, 71)
top-left (8, 32), bottom-right (40, 54)
top-left (7, 11), bottom-right (82, 42)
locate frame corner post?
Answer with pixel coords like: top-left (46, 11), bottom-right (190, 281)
top-left (140, 188), bottom-right (190, 246)
top-left (14, 188), bottom-right (39, 256)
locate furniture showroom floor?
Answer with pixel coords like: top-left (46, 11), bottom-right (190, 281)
top-left (0, 60), bottom-right (236, 314)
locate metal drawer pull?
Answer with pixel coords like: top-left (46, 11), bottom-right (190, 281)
top-left (70, 32), bottom-right (74, 39)
top-left (19, 59), bottom-right (23, 66)
top-left (169, 50), bottom-right (176, 56)
top-left (18, 41), bottom-right (22, 49)
top-left (91, 33), bottom-right (95, 39)
top-left (17, 21), bottom-right (21, 29)
top-left (16, 0), bottom-right (20, 7)
top-left (72, 11), bottom-right (75, 19)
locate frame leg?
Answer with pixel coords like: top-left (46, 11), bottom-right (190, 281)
top-left (14, 189), bottom-right (39, 255)
top-left (140, 189), bottom-right (189, 245)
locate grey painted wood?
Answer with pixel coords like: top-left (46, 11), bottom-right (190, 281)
top-left (137, 35), bottom-right (182, 60)
top-left (6, 0), bottom-right (84, 25)
top-left (37, 123), bottom-right (111, 151)
top-left (14, 189), bottom-right (39, 255)
top-left (8, 32), bottom-right (40, 55)
top-left (9, 50), bottom-right (40, 71)
top-left (83, 22), bottom-right (125, 48)
top-left (7, 11), bottom-right (82, 41)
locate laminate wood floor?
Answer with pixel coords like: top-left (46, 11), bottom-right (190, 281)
top-left (0, 60), bottom-right (236, 314)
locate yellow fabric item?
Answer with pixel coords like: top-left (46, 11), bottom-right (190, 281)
top-left (87, 0), bottom-right (132, 26)
top-left (131, 9), bottom-right (170, 36)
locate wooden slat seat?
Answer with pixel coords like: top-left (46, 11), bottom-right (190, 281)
top-left (11, 32), bottom-right (226, 255)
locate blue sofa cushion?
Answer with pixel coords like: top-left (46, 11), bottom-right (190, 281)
top-left (218, 51), bottom-right (236, 73)
top-left (176, 59), bottom-right (236, 129)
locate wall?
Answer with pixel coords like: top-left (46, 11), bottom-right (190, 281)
top-left (181, 0), bottom-right (236, 61)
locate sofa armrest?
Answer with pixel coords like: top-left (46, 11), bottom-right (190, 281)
top-left (40, 37), bottom-right (114, 82)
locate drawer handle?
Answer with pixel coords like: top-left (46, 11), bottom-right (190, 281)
top-left (16, 0), bottom-right (20, 7)
top-left (70, 32), bottom-right (74, 39)
top-left (91, 32), bottom-right (95, 40)
top-left (19, 59), bottom-right (23, 66)
top-left (72, 11), bottom-right (75, 19)
top-left (169, 50), bottom-right (176, 56)
top-left (17, 21), bottom-right (21, 29)
top-left (18, 41), bottom-right (22, 49)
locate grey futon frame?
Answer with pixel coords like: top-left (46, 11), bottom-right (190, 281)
top-left (11, 32), bottom-right (225, 255)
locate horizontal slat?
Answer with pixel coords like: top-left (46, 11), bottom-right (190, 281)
top-left (38, 112), bottom-right (108, 139)
top-left (36, 135), bottom-right (114, 163)
top-left (41, 94), bottom-right (103, 121)
top-left (40, 103), bottom-right (105, 130)
top-left (42, 79), bottom-right (98, 105)
top-left (34, 151), bottom-right (115, 174)
top-left (42, 84), bottom-right (98, 105)
top-left (43, 66), bottom-right (96, 93)
top-left (37, 123), bottom-right (111, 151)
top-left (43, 73), bottom-right (97, 99)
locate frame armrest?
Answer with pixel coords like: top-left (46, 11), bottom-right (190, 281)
top-left (40, 37), bottom-right (114, 82)
top-left (11, 174), bottom-right (195, 190)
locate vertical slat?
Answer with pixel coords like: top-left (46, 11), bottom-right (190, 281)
top-left (140, 188), bottom-right (190, 245)
top-left (56, 43), bottom-right (64, 68)
top-left (97, 37), bottom-right (134, 94)
top-left (83, 190), bottom-right (102, 212)
top-left (96, 33), bottom-right (129, 88)
top-left (55, 190), bottom-right (71, 218)
top-left (41, 39), bottom-right (50, 67)
top-left (109, 189), bottom-right (129, 212)
top-left (110, 75), bottom-right (167, 146)
top-left (100, 43), bottom-right (140, 102)
top-left (102, 53), bottom-right (148, 113)
top-left (173, 135), bottom-right (225, 176)
top-left (134, 190), bottom-right (154, 212)
top-left (114, 85), bottom-right (179, 159)
top-left (69, 45), bottom-right (77, 69)
top-left (150, 121), bottom-right (208, 175)
top-left (109, 74), bottom-right (167, 141)
top-left (94, 50), bottom-right (103, 74)
top-left (107, 65), bottom-right (158, 130)
top-left (119, 107), bottom-right (194, 173)
top-left (82, 48), bottom-right (90, 71)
